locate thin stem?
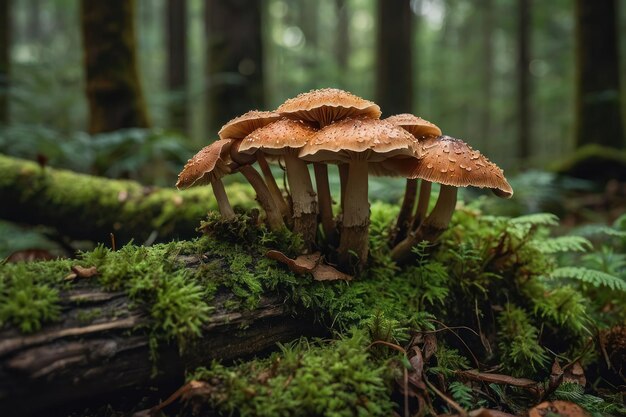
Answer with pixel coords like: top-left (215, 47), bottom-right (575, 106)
top-left (256, 152), bottom-right (290, 220)
top-left (412, 180), bottom-right (432, 231)
top-left (416, 184), bottom-right (458, 243)
top-left (239, 165), bottom-right (285, 231)
top-left (210, 177), bottom-right (235, 220)
top-left (285, 153), bottom-right (317, 247)
top-left (338, 163), bottom-right (349, 209)
top-left (392, 179), bottom-right (417, 245)
top-left (313, 163), bottom-right (335, 240)
top-left (338, 159), bottom-right (369, 270)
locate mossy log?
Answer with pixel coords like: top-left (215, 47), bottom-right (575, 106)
top-left (0, 154), bottom-right (254, 245)
top-left (0, 256), bottom-right (323, 417)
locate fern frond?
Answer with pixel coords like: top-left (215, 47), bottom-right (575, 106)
top-left (448, 381), bottom-right (475, 409)
top-left (550, 267), bottom-right (626, 292)
top-left (509, 213), bottom-right (559, 227)
top-left (552, 382), bottom-right (626, 415)
top-left (530, 236), bottom-right (592, 254)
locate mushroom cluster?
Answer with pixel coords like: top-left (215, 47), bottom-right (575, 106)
top-left (177, 88), bottom-right (513, 272)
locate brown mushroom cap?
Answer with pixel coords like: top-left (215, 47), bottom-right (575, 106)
top-left (218, 110), bottom-right (281, 140)
top-left (277, 88), bottom-right (381, 127)
top-left (176, 139), bottom-right (231, 189)
top-left (299, 117), bottom-right (418, 164)
top-left (385, 113), bottom-right (442, 138)
top-left (403, 135), bottom-right (513, 198)
top-left (238, 118), bottom-right (317, 156)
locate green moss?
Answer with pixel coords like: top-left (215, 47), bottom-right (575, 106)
top-left (551, 144), bottom-right (626, 182)
top-left (187, 330), bottom-right (396, 417)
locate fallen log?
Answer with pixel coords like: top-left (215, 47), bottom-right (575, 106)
top-left (0, 258), bottom-right (324, 417)
top-left (0, 154), bottom-right (254, 245)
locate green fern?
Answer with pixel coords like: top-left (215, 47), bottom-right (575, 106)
top-left (530, 236), bottom-right (593, 254)
top-left (549, 267), bottom-right (626, 292)
top-left (448, 381), bottom-right (475, 410)
top-left (509, 213), bottom-right (559, 227)
top-left (428, 344), bottom-right (470, 378)
top-left (552, 382), bottom-right (626, 415)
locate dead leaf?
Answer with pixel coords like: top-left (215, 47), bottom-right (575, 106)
top-left (422, 333), bottom-right (438, 362)
top-left (528, 400), bottom-right (590, 417)
top-left (266, 250), bottom-right (353, 281)
top-left (457, 370), bottom-right (540, 394)
top-left (311, 263), bottom-right (353, 281)
top-left (564, 361), bottom-right (586, 386)
top-left (65, 265), bottom-right (98, 281)
top-left (469, 409), bottom-right (517, 417)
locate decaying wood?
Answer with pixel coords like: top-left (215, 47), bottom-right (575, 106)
top-left (0, 257), bottom-right (323, 417)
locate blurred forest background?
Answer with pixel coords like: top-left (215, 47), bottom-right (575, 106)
top-left (0, 0), bottom-right (625, 256)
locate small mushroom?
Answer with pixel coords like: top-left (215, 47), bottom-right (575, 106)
top-left (391, 135), bottom-right (512, 262)
top-left (300, 117), bottom-right (417, 270)
top-left (277, 88), bottom-right (382, 241)
top-left (385, 113), bottom-right (442, 244)
top-left (240, 118), bottom-right (319, 246)
top-left (176, 139), bottom-right (235, 220)
top-left (219, 110), bottom-right (289, 219)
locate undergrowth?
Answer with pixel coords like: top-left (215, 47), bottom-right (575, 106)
top-left (1, 204), bottom-right (625, 415)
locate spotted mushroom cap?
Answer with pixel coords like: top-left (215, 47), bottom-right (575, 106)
top-left (299, 117), bottom-right (419, 164)
top-left (399, 135), bottom-right (513, 198)
top-left (218, 110), bottom-right (281, 140)
top-left (277, 88), bottom-right (381, 127)
top-left (176, 139), bottom-right (232, 189)
top-left (385, 113), bottom-right (442, 139)
top-left (238, 118), bottom-right (317, 156)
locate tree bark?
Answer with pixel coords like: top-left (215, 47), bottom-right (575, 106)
top-left (375, 0), bottom-right (413, 117)
top-left (0, 265), bottom-right (323, 417)
top-left (574, 0), bottom-right (625, 149)
top-left (0, 154), bottom-right (254, 245)
top-left (334, 0), bottom-right (349, 88)
top-left (517, 0), bottom-right (531, 164)
top-left (480, 0), bottom-right (494, 152)
top-left (166, 0), bottom-right (188, 133)
top-left (80, 0), bottom-right (150, 134)
top-left (205, 0), bottom-right (264, 133)
top-left (0, 0), bottom-right (9, 124)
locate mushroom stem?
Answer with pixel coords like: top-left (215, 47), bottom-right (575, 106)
top-left (391, 184), bottom-right (457, 263)
top-left (313, 163), bottom-right (335, 240)
top-left (416, 184), bottom-right (458, 242)
top-left (339, 163), bottom-right (349, 209)
top-left (257, 152), bottom-right (290, 220)
top-left (239, 165), bottom-right (285, 231)
top-left (285, 153), bottom-right (317, 248)
top-left (411, 180), bottom-right (432, 231)
top-left (210, 177), bottom-right (235, 220)
top-left (338, 159), bottom-right (369, 270)
top-left (392, 179), bottom-right (417, 246)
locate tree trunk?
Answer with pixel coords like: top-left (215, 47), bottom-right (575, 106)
top-left (27, 0), bottom-right (41, 41)
top-left (80, 0), bottom-right (150, 134)
top-left (574, 0), bottom-right (625, 149)
top-left (517, 0), bottom-right (531, 164)
top-left (0, 0), bottom-right (8, 124)
top-left (0, 154), bottom-right (255, 245)
top-left (480, 0), bottom-right (494, 152)
top-left (166, 0), bottom-right (188, 133)
top-left (205, 0), bottom-right (264, 134)
top-left (375, 0), bottom-right (413, 116)
top-left (334, 0), bottom-right (349, 88)
top-left (0, 270), bottom-right (323, 417)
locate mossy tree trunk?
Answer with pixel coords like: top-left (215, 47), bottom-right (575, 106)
top-left (80, 0), bottom-right (150, 134)
top-left (205, 0), bottom-right (264, 133)
top-left (0, 0), bottom-right (9, 124)
top-left (166, 0), bottom-right (188, 133)
top-left (0, 272), bottom-right (323, 417)
top-left (574, 0), bottom-right (625, 149)
top-left (0, 154), bottom-right (246, 246)
top-left (375, 0), bottom-right (413, 117)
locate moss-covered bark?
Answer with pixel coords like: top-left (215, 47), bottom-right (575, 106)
top-left (574, 0), bottom-right (625, 149)
top-left (0, 154), bottom-right (255, 244)
top-left (80, 0), bottom-right (150, 133)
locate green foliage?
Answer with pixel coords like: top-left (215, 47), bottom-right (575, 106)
top-left (187, 331), bottom-right (395, 417)
top-left (497, 304), bottom-right (549, 376)
top-left (428, 344), bottom-right (470, 379)
top-left (550, 267), bottom-right (626, 292)
top-left (531, 236), bottom-right (593, 254)
top-left (551, 383), bottom-right (626, 416)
